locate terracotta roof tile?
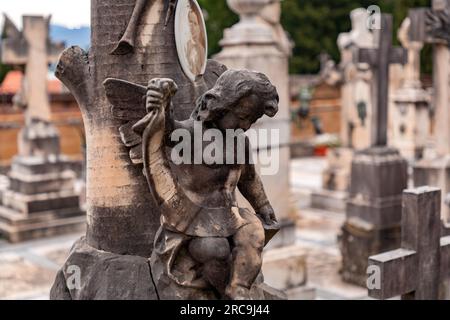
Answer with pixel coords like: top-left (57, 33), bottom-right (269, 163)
top-left (0, 70), bottom-right (62, 94)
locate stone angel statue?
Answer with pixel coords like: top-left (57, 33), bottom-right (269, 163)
top-left (104, 69), bottom-right (282, 300)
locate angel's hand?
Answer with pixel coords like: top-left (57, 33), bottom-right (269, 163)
top-left (256, 205), bottom-right (279, 227)
top-left (146, 85), bottom-right (164, 113)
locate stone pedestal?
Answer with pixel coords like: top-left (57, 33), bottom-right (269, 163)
top-left (414, 156), bottom-right (450, 227)
top-left (340, 147), bottom-right (407, 286)
top-left (0, 121), bottom-right (85, 242)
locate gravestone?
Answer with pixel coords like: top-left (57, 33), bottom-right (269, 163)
top-left (339, 14), bottom-right (408, 286)
top-left (0, 15), bottom-right (85, 242)
top-left (411, 0), bottom-right (450, 227)
top-left (391, 16), bottom-right (430, 161)
top-left (214, 0), bottom-right (313, 299)
top-left (50, 0), bottom-right (284, 300)
top-left (368, 187), bottom-right (450, 300)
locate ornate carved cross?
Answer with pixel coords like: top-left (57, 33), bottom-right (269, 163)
top-left (368, 187), bottom-right (450, 300)
top-left (1, 15), bottom-right (64, 122)
top-left (356, 14), bottom-right (407, 147)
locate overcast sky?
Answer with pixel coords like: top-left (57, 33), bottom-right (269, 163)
top-left (0, 0), bottom-right (91, 28)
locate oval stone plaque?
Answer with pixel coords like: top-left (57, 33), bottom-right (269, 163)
top-left (175, 0), bottom-right (208, 82)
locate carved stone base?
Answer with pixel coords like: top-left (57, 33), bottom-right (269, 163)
top-left (51, 237), bottom-right (286, 300)
top-left (339, 218), bottom-right (401, 287)
top-left (340, 147), bottom-right (407, 286)
top-left (0, 154), bottom-right (84, 242)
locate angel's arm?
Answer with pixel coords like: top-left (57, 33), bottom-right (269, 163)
top-left (237, 138), bottom-right (278, 226)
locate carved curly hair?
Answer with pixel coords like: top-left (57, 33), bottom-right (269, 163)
top-left (191, 69), bottom-right (279, 122)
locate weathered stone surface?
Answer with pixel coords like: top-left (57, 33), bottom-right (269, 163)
top-left (50, 237), bottom-right (158, 300)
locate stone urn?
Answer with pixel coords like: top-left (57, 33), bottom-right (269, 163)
top-left (222, 0), bottom-right (274, 46)
top-left (227, 0), bottom-right (270, 19)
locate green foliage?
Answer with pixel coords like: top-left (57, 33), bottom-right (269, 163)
top-left (0, 27), bottom-right (12, 84)
top-left (0, 63), bottom-right (11, 84)
top-left (200, 0), bottom-right (432, 74)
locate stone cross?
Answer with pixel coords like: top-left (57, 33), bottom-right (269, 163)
top-left (1, 15), bottom-right (64, 122)
top-left (357, 14), bottom-right (407, 147)
top-left (336, 8), bottom-right (377, 150)
top-left (368, 187), bottom-right (450, 300)
top-left (409, 1), bottom-right (450, 156)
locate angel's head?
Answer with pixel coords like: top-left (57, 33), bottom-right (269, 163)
top-left (192, 69), bottom-right (279, 131)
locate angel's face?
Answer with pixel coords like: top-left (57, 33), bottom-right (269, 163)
top-left (215, 94), bottom-right (264, 132)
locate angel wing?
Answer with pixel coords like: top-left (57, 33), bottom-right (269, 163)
top-left (104, 78), bottom-right (147, 164)
top-left (104, 59), bottom-right (227, 165)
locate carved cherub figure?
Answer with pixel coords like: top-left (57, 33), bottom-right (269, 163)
top-left (105, 69), bottom-right (280, 300)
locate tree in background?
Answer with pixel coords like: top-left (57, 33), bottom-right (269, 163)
top-left (200, 0), bottom-right (432, 74)
top-left (0, 63), bottom-right (11, 84)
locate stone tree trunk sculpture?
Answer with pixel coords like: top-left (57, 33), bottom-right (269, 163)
top-left (50, 0), bottom-right (226, 299)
